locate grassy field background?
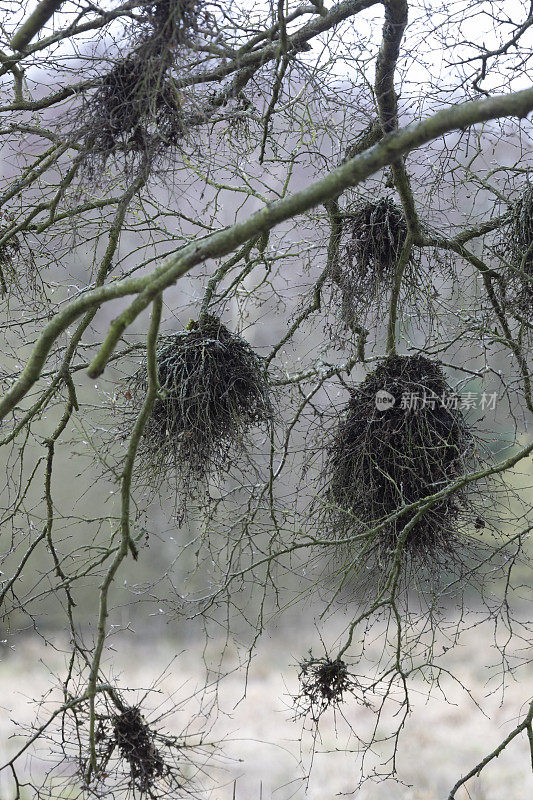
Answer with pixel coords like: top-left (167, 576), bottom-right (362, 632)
top-left (2, 606), bottom-right (533, 800)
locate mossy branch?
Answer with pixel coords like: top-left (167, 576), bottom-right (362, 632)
top-left (86, 292), bottom-right (163, 779)
top-left (447, 698), bottom-right (533, 799)
top-left (120, 293), bottom-right (163, 560)
top-left (386, 232), bottom-right (414, 354)
top-left (2, 84), bottom-right (533, 416)
top-left (10, 0), bottom-right (64, 51)
top-left (375, 0), bottom-right (421, 237)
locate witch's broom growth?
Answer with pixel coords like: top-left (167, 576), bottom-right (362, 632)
top-left (128, 315), bottom-right (272, 504)
top-left (507, 185), bottom-right (533, 314)
top-left (323, 354), bottom-right (487, 580)
top-left (76, 0), bottom-right (209, 173)
top-left (79, 699), bottom-right (206, 799)
top-left (329, 197), bottom-right (418, 323)
top-left (294, 655), bottom-right (364, 723)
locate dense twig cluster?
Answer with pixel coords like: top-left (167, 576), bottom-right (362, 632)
top-left (0, 231), bottom-right (20, 291)
top-left (294, 655), bottom-right (363, 723)
top-left (0, 232), bottom-right (20, 265)
top-left (76, 701), bottom-right (200, 799)
top-left (101, 706), bottom-right (167, 795)
top-left (77, 0), bottom-right (211, 172)
top-left (129, 315), bottom-right (272, 503)
top-left (327, 197), bottom-right (419, 334)
top-left (324, 355), bottom-right (484, 573)
top-left (138, 0), bottom-right (205, 46)
top-left (508, 185), bottom-right (533, 314)
top-left (332, 198), bottom-right (414, 309)
top-left (83, 53), bottom-right (185, 165)
top-left (343, 199), bottom-right (409, 277)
